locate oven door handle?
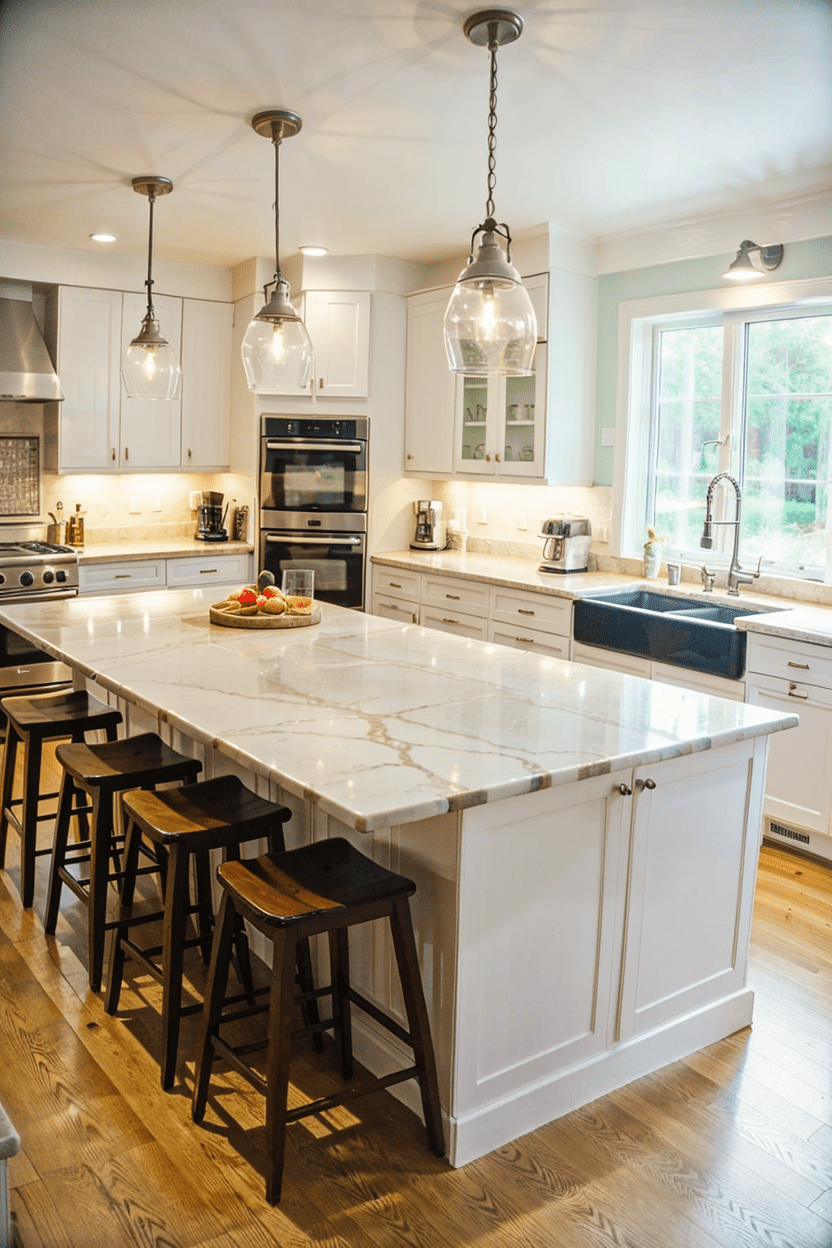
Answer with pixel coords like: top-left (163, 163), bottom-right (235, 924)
top-left (0, 588), bottom-right (78, 602)
top-left (265, 440), bottom-right (364, 454)
top-left (264, 534), bottom-right (362, 546)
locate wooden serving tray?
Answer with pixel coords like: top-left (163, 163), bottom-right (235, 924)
top-left (209, 604), bottom-right (321, 629)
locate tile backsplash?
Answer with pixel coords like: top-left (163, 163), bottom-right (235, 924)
top-left (42, 470), bottom-right (255, 543)
top-left (429, 480), bottom-right (612, 561)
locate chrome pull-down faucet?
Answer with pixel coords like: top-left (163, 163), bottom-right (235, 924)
top-left (700, 472), bottom-right (761, 596)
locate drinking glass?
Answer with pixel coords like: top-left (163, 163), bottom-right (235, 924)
top-left (281, 568), bottom-right (315, 610)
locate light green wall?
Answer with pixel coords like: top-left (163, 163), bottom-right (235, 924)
top-left (593, 236), bottom-right (832, 485)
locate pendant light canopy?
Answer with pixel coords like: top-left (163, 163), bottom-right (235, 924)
top-left (241, 109), bottom-right (314, 394)
top-left (444, 9), bottom-right (537, 377)
top-left (121, 176), bottom-right (181, 401)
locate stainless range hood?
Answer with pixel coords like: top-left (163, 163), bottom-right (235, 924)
top-left (0, 297), bottom-right (63, 402)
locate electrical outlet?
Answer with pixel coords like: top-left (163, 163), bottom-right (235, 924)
top-left (152, 496), bottom-right (162, 512)
top-left (478, 507), bottom-right (488, 525)
top-left (601, 427), bottom-right (615, 447)
top-left (188, 491), bottom-right (201, 510)
top-left (129, 496), bottom-right (141, 514)
top-left (517, 512), bottom-right (527, 530)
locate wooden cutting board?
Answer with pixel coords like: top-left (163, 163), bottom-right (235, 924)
top-left (209, 604), bottom-right (321, 629)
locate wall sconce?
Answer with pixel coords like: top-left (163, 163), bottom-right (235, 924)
top-left (722, 240), bottom-right (784, 282)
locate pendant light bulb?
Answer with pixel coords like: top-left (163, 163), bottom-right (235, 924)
top-left (241, 109), bottom-right (315, 393)
top-left (444, 10), bottom-right (537, 377)
top-left (121, 177), bottom-right (181, 400)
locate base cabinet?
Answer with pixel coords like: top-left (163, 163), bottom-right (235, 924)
top-left (571, 639), bottom-right (746, 699)
top-left (745, 633), bottom-right (832, 861)
top-left (79, 552), bottom-right (252, 595)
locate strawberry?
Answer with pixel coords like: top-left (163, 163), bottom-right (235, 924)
top-left (262, 584), bottom-right (280, 599)
top-left (238, 588), bottom-right (258, 606)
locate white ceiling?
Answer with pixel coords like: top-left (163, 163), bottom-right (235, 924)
top-left (1, 0), bottom-right (830, 271)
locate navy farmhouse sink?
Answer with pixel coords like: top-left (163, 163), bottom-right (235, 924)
top-left (572, 588), bottom-right (784, 680)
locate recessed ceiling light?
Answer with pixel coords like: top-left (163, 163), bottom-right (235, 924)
top-left (90, 232), bottom-right (117, 243)
top-left (299, 245), bottom-right (328, 257)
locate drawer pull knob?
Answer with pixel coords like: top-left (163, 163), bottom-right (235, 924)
top-left (617, 783), bottom-right (633, 796)
top-left (787, 661), bottom-right (810, 669)
top-left (635, 778), bottom-right (657, 791)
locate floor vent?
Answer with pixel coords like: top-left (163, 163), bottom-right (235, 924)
top-left (769, 821), bottom-right (811, 845)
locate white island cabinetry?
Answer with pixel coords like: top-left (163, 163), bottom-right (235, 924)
top-left (0, 589), bottom-right (794, 1169)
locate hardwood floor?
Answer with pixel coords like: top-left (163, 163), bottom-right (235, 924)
top-left (1, 751), bottom-right (831, 1247)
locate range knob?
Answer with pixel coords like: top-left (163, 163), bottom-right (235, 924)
top-left (0, 573), bottom-right (5, 586)
top-left (20, 571), bottom-right (34, 587)
top-left (43, 569), bottom-right (55, 584)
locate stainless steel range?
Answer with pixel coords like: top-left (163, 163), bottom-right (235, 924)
top-left (0, 536), bottom-right (79, 666)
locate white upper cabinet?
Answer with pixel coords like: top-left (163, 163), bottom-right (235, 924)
top-left (119, 290), bottom-right (183, 468)
top-left (453, 344), bottom-right (547, 478)
top-left (44, 286), bottom-right (122, 470)
top-left (180, 299), bottom-right (232, 470)
top-left (306, 290), bottom-right (371, 398)
top-left (404, 288), bottom-right (456, 474)
top-left (45, 286), bottom-right (232, 473)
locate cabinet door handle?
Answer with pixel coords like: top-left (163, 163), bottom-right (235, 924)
top-left (617, 783), bottom-right (632, 796)
top-left (485, 453), bottom-right (492, 462)
top-left (318, 377), bottom-right (324, 389)
top-left (788, 684), bottom-right (809, 699)
top-left (495, 453), bottom-right (501, 462)
top-left (111, 447), bottom-right (116, 462)
top-left (787, 661), bottom-right (810, 669)
top-left (407, 453), bottom-right (414, 460)
top-left (635, 778), bottom-right (656, 790)
top-left (518, 608), bottom-right (535, 616)
top-left (187, 448), bottom-right (192, 459)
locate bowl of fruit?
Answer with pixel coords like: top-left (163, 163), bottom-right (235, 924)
top-left (209, 572), bottom-right (321, 629)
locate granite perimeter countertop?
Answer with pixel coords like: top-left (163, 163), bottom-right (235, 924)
top-left (0, 585), bottom-right (795, 833)
top-left (77, 539), bottom-right (254, 564)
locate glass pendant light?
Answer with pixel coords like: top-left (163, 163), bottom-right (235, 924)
top-left (241, 109), bottom-right (314, 393)
top-left (121, 177), bottom-right (181, 400)
top-left (444, 9), bottom-right (537, 377)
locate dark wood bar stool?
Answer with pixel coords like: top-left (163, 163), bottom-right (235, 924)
top-left (0, 688), bottom-right (122, 909)
top-left (191, 836), bottom-right (445, 1204)
top-left (44, 733), bottom-right (202, 990)
top-left (0, 662), bottom-right (74, 742)
top-left (105, 774), bottom-right (309, 1091)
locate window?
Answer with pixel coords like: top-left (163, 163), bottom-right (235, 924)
top-left (614, 279), bottom-right (832, 582)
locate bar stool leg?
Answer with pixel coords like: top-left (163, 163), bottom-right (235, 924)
top-left (19, 734), bottom-right (42, 909)
top-left (264, 927), bottom-right (301, 1205)
top-left (329, 927), bottom-right (354, 1079)
top-left (105, 815), bottom-right (145, 1015)
top-left (160, 843), bottom-right (191, 1090)
top-left (192, 891), bottom-right (237, 1123)
top-left (0, 724), bottom-right (18, 869)
top-left (43, 771), bottom-right (77, 936)
top-left (388, 895), bottom-right (445, 1157)
top-left (88, 788), bottom-right (114, 991)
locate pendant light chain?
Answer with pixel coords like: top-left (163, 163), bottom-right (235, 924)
top-left (485, 40), bottom-right (499, 221)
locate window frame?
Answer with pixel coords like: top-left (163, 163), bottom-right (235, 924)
top-left (612, 276), bottom-right (832, 581)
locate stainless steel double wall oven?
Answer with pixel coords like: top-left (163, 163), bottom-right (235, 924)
top-left (259, 416), bottom-right (368, 609)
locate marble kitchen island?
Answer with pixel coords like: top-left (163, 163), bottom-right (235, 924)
top-left (0, 587), bottom-right (797, 1167)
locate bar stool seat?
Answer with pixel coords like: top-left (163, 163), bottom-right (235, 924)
top-left (0, 688), bottom-right (122, 909)
top-left (44, 732), bottom-right (202, 990)
top-left (0, 662), bottom-right (74, 743)
top-left (191, 836), bottom-right (445, 1203)
top-left (105, 774), bottom-right (306, 1090)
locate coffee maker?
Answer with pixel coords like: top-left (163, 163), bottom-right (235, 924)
top-left (196, 491), bottom-right (228, 542)
top-left (538, 515), bottom-right (591, 573)
top-left (410, 499), bottom-right (447, 551)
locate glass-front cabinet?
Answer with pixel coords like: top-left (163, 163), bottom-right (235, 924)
top-left (454, 344), bottom-right (547, 477)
